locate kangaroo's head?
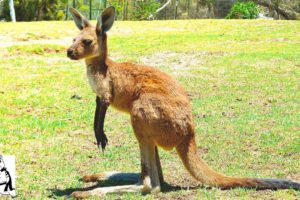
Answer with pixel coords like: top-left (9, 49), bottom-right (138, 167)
top-left (67, 7), bottom-right (115, 61)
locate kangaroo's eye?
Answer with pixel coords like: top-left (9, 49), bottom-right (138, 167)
top-left (72, 38), bottom-right (76, 42)
top-left (83, 39), bottom-right (92, 46)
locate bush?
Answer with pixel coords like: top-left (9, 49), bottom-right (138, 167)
top-left (108, 0), bottom-right (125, 20)
top-left (1, 0), bottom-right (67, 21)
top-left (132, 0), bottom-right (161, 20)
top-left (226, 1), bottom-right (259, 19)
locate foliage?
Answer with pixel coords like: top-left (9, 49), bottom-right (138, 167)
top-left (0, 0), bottom-right (4, 19)
top-left (1, 0), bottom-right (102, 21)
top-left (1, 0), bottom-right (300, 21)
top-left (2, 0), bottom-right (67, 21)
top-left (108, 0), bottom-right (125, 20)
top-left (226, 1), bottom-right (259, 19)
top-left (108, 0), bottom-right (161, 20)
top-left (132, 0), bottom-right (161, 20)
top-left (0, 0), bottom-right (161, 21)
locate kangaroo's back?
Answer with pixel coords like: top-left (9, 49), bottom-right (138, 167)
top-left (107, 59), bottom-right (190, 113)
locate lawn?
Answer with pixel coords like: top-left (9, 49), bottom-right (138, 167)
top-left (0, 19), bottom-right (299, 199)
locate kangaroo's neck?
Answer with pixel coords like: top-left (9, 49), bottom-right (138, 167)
top-left (85, 33), bottom-right (109, 72)
top-left (85, 56), bottom-right (107, 72)
top-left (99, 33), bottom-right (108, 62)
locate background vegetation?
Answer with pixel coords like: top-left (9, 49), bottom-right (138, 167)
top-left (0, 0), bottom-right (300, 21)
top-left (226, 1), bottom-right (259, 19)
top-left (0, 19), bottom-right (299, 199)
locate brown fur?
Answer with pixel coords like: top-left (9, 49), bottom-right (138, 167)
top-left (67, 7), bottom-right (300, 198)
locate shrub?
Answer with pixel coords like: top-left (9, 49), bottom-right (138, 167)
top-left (132, 0), bottom-right (161, 20)
top-left (1, 0), bottom-right (67, 21)
top-left (108, 0), bottom-right (125, 20)
top-left (226, 1), bottom-right (259, 19)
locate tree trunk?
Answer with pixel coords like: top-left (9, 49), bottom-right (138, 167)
top-left (187, 0), bottom-right (190, 18)
top-left (174, 0), bottom-right (178, 19)
top-left (9, 0), bottom-right (16, 22)
top-left (35, 0), bottom-right (40, 21)
top-left (36, 6), bottom-right (42, 21)
top-left (89, 0), bottom-right (92, 20)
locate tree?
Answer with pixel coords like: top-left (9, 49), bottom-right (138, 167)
top-left (148, 0), bottom-right (172, 19)
top-left (8, 0), bottom-right (16, 21)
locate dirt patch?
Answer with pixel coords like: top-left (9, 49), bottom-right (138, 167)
top-left (43, 47), bottom-right (64, 54)
top-left (139, 51), bottom-right (230, 73)
top-left (15, 33), bottom-right (51, 41)
top-left (0, 36), bottom-right (71, 49)
top-left (7, 45), bottom-right (65, 56)
top-left (111, 26), bottom-right (134, 35)
top-left (140, 52), bottom-right (205, 70)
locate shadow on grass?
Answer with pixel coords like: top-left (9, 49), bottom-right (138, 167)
top-left (48, 172), bottom-right (203, 198)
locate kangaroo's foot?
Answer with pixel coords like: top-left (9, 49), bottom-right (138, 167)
top-left (71, 174), bottom-right (159, 199)
top-left (71, 184), bottom-right (146, 199)
top-left (81, 171), bottom-right (140, 183)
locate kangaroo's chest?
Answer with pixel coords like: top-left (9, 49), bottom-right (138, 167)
top-left (86, 68), bottom-right (111, 102)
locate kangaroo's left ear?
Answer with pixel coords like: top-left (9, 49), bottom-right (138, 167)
top-left (69, 8), bottom-right (91, 30)
top-left (96, 6), bottom-right (116, 35)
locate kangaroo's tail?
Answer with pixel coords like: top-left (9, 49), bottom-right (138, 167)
top-left (176, 135), bottom-right (300, 190)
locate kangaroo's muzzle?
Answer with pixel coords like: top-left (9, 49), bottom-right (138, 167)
top-left (67, 49), bottom-right (78, 60)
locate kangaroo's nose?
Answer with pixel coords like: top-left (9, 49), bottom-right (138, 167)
top-left (67, 49), bottom-right (74, 57)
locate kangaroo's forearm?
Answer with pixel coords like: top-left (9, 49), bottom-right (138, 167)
top-left (94, 96), bottom-right (109, 150)
top-left (93, 96), bottom-right (100, 133)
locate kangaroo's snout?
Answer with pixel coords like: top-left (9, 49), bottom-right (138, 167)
top-left (67, 48), bottom-right (77, 60)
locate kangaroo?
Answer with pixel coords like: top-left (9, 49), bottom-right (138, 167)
top-left (67, 7), bottom-right (300, 198)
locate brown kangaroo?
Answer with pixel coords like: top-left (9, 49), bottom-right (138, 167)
top-left (67, 6), bottom-right (300, 198)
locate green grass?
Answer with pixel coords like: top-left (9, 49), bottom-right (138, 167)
top-left (0, 19), bottom-right (299, 199)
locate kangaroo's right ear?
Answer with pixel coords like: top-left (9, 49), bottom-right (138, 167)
top-left (96, 6), bottom-right (116, 35)
top-left (69, 8), bottom-right (91, 30)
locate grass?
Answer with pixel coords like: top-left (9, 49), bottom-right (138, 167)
top-left (0, 19), bottom-right (299, 199)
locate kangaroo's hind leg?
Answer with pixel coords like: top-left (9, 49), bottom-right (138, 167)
top-left (138, 140), bottom-right (161, 194)
top-left (80, 147), bottom-right (162, 185)
top-left (71, 139), bottom-right (161, 198)
top-left (155, 146), bottom-right (164, 184)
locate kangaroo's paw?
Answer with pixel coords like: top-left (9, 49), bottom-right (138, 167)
top-left (71, 184), bottom-right (143, 198)
top-left (81, 171), bottom-right (140, 183)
